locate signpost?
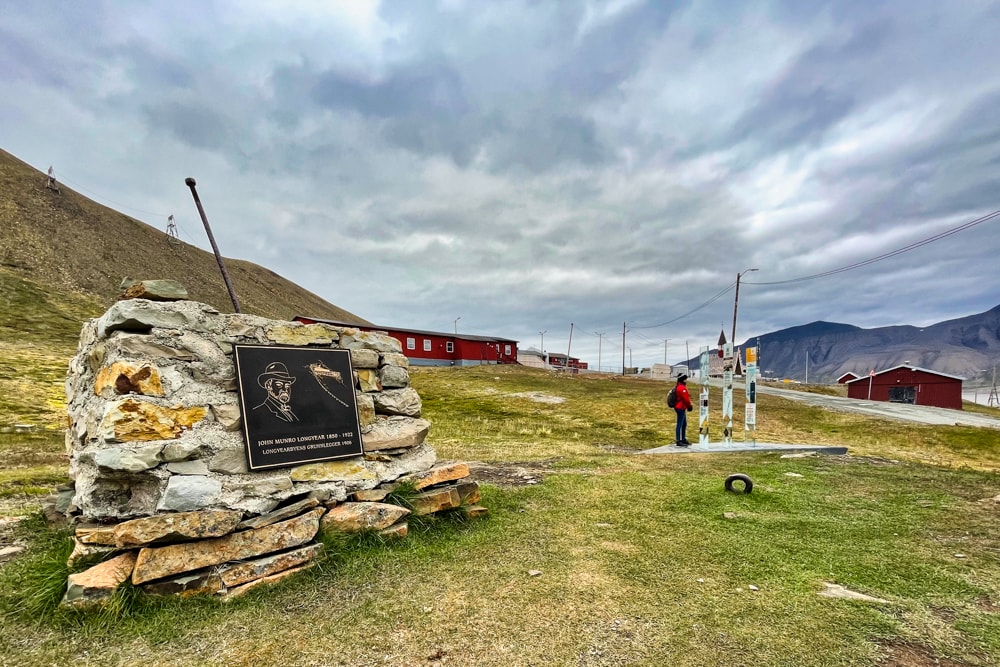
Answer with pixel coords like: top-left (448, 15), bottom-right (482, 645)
top-left (719, 331), bottom-right (734, 446)
top-left (234, 345), bottom-right (363, 471)
top-left (698, 346), bottom-right (710, 446)
top-left (744, 346), bottom-right (758, 444)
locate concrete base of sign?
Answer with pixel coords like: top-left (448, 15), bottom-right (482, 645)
top-left (641, 442), bottom-right (848, 455)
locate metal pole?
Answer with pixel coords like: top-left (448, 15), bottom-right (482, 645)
top-left (664, 339), bottom-right (669, 365)
top-left (621, 322), bottom-right (626, 376)
top-left (185, 178), bottom-right (241, 313)
top-left (595, 332), bottom-right (604, 372)
top-left (732, 268), bottom-right (757, 357)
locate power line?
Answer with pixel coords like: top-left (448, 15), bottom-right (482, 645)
top-left (54, 172), bottom-right (172, 218)
top-left (630, 281), bottom-right (737, 330)
top-left (745, 208), bottom-right (1000, 286)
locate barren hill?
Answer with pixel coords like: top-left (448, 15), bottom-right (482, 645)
top-left (0, 148), bottom-right (370, 324)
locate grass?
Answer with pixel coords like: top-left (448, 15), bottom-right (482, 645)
top-left (1, 366), bottom-right (999, 666)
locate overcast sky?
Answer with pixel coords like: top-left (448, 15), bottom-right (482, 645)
top-left (3, 0), bottom-right (999, 370)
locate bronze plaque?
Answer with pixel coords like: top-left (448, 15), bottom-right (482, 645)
top-left (234, 344), bottom-right (363, 470)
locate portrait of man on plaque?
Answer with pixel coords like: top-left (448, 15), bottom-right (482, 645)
top-left (234, 345), bottom-right (363, 471)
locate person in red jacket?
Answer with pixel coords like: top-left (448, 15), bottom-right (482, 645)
top-left (674, 374), bottom-right (693, 446)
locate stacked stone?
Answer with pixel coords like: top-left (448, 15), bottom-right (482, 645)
top-left (60, 286), bottom-right (487, 606)
top-left (64, 460), bottom-right (485, 605)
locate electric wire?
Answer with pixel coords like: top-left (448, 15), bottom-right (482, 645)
top-left (54, 173), bottom-right (173, 218)
top-left (744, 208), bottom-right (1000, 285)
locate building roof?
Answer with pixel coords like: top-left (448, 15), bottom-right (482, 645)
top-left (844, 364), bottom-right (965, 384)
top-left (836, 372), bottom-right (859, 383)
top-left (293, 315), bottom-right (519, 344)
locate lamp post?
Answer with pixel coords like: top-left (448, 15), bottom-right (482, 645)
top-left (732, 268), bottom-right (758, 354)
top-left (664, 338), bottom-right (670, 365)
top-left (454, 317), bottom-right (461, 334)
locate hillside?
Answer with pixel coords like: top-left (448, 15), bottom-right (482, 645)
top-left (737, 306), bottom-right (1000, 384)
top-left (0, 148), bottom-right (370, 323)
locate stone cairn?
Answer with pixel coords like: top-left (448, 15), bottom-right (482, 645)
top-left (59, 281), bottom-right (486, 607)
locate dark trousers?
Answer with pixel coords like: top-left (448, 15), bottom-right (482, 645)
top-left (675, 408), bottom-right (687, 442)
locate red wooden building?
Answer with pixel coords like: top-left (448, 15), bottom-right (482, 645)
top-left (845, 365), bottom-right (964, 410)
top-left (293, 316), bottom-right (519, 367)
top-left (836, 372), bottom-right (859, 384)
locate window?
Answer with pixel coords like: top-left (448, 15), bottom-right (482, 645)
top-left (446, 341), bottom-right (454, 353)
top-left (406, 337), bottom-right (415, 350)
top-left (423, 339), bottom-right (432, 352)
top-left (504, 345), bottom-right (511, 355)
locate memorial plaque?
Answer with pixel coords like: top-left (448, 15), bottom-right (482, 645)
top-left (233, 345), bottom-right (363, 471)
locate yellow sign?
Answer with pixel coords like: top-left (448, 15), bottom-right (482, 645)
top-left (745, 347), bottom-right (757, 363)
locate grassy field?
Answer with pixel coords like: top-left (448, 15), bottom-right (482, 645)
top-left (2, 365), bottom-right (999, 666)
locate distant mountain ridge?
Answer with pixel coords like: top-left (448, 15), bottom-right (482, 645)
top-left (735, 305), bottom-right (1000, 385)
top-left (0, 148), bottom-right (370, 324)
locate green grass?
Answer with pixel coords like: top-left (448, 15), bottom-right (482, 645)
top-left (2, 365), bottom-right (999, 665)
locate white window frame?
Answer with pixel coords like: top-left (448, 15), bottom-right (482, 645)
top-left (406, 337), bottom-right (415, 350)
top-left (423, 339), bottom-right (432, 352)
top-left (446, 341), bottom-right (454, 353)
top-left (504, 344), bottom-right (511, 355)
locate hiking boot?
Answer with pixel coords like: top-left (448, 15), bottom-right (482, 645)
top-left (676, 441), bottom-right (690, 447)
top-left (680, 439), bottom-right (692, 445)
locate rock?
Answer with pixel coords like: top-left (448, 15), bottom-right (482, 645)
top-left (379, 523), bottom-right (408, 540)
top-left (722, 512), bottom-right (738, 520)
top-left (0, 545), bottom-right (26, 563)
top-left (91, 443), bottom-right (164, 472)
top-left (409, 487), bottom-right (461, 515)
top-left (113, 334), bottom-right (198, 361)
top-left (97, 300), bottom-right (205, 338)
top-left (290, 459), bottom-right (379, 484)
top-left (76, 524), bottom-right (121, 546)
top-left (785, 472), bottom-right (804, 478)
top-left (120, 279), bottom-right (190, 302)
top-left (356, 394), bottom-right (376, 428)
top-left (748, 585), bottom-right (759, 591)
top-left (209, 403), bottom-right (242, 431)
top-left (142, 543), bottom-right (322, 596)
top-left (236, 498), bottom-right (319, 531)
top-left (94, 362), bottom-right (165, 397)
top-left (98, 399), bottom-right (206, 442)
top-left (208, 447), bottom-right (249, 474)
top-left (112, 509), bottom-right (242, 547)
top-left (320, 502), bottom-right (410, 533)
top-left (132, 507), bottom-right (324, 584)
top-left (373, 388), bottom-right (422, 417)
top-left (362, 417), bottom-right (430, 452)
top-left (161, 439), bottom-right (202, 462)
top-left (350, 488), bottom-right (390, 502)
top-left (67, 538), bottom-right (116, 566)
top-left (780, 452), bottom-right (816, 459)
top-left (356, 369), bottom-right (381, 393)
top-left (338, 329), bottom-right (402, 353)
top-left (265, 324), bottom-right (336, 346)
top-left (462, 505), bottom-right (489, 520)
top-left (455, 481), bottom-right (481, 505)
top-left (398, 462), bottom-right (470, 491)
top-left (528, 570), bottom-right (542, 577)
top-left (349, 349), bottom-right (380, 369)
top-left (220, 563), bottom-right (314, 600)
top-left (156, 475), bottom-right (222, 512)
top-left (378, 365), bottom-right (409, 388)
top-left (818, 582), bottom-right (888, 603)
top-left (62, 552), bottom-right (138, 608)
top-left (380, 353), bottom-right (409, 368)
top-left (166, 459), bottom-right (211, 475)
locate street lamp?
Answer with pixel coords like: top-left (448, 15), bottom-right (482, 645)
top-left (732, 267), bottom-right (758, 352)
top-left (454, 317), bottom-right (461, 334)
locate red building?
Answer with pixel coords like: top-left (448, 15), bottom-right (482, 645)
top-left (845, 365), bottom-right (964, 410)
top-left (293, 316), bottom-right (519, 367)
top-left (836, 372), bottom-right (859, 384)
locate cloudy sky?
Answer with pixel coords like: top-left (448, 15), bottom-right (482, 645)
top-left (3, 0), bottom-right (999, 370)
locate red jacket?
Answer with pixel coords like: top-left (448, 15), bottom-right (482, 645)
top-left (675, 382), bottom-right (693, 410)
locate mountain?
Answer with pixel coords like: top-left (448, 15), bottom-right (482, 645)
top-left (0, 148), bottom-right (370, 323)
top-left (730, 305), bottom-right (1000, 385)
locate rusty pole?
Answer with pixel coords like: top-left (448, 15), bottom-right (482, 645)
top-left (185, 178), bottom-right (241, 313)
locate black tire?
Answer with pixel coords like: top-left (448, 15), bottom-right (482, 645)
top-left (725, 473), bottom-right (753, 494)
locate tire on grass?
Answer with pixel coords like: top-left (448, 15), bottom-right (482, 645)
top-left (724, 473), bottom-right (753, 494)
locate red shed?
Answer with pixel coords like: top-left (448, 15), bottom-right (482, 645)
top-left (845, 365), bottom-right (964, 410)
top-left (836, 372), bottom-right (859, 384)
top-left (292, 316), bottom-right (519, 367)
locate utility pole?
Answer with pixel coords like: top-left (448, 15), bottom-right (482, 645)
top-left (454, 316), bottom-right (461, 334)
top-left (664, 339), bottom-right (670, 365)
top-left (594, 332), bottom-right (604, 372)
top-left (732, 268), bottom-right (758, 358)
top-left (539, 331), bottom-right (547, 367)
top-left (621, 322), bottom-right (626, 376)
top-left (686, 340), bottom-right (690, 372)
top-left (566, 322), bottom-right (574, 371)
top-left (185, 178), bottom-right (241, 313)
top-left (805, 352), bottom-right (809, 384)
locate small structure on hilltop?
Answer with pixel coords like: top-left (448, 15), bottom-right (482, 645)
top-left (845, 365), bottom-right (964, 410)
